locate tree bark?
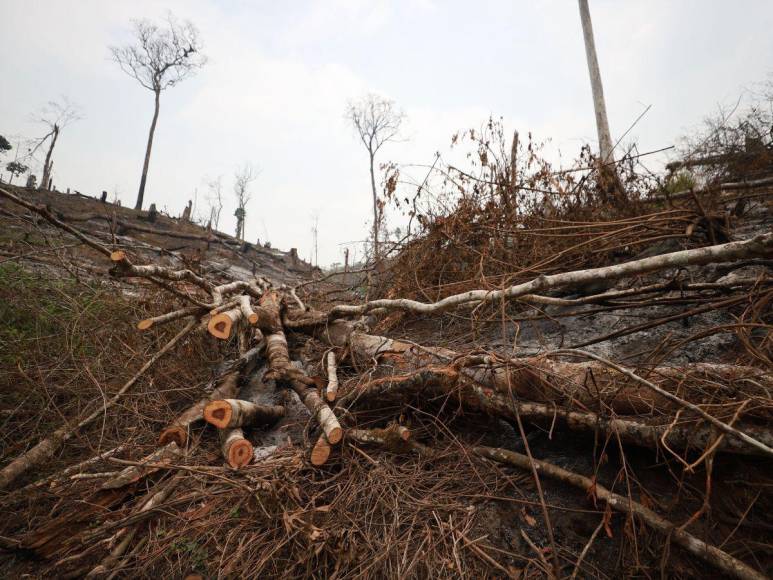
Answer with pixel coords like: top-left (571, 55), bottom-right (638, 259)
top-left (579, 0), bottom-right (613, 163)
top-left (136, 89), bottom-right (161, 210)
top-left (578, 0), bottom-right (622, 194)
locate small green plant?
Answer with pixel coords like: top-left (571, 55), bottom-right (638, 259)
top-left (171, 538), bottom-right (209, 571)
top-left (665, 170), bottom-right (696, 194)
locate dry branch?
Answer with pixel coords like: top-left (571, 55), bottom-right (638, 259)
top-left (330, 233), bottom-right (773, 317)
top-left (473, 445), bottom-right (766, 580)
top-left (0, 319), bottom-right (197, 490)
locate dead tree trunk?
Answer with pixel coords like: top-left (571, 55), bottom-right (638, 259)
top-left (39, 124), bottom-right (59, 192)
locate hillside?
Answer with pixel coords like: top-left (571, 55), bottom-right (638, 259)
top-left (0, 172), bottom-right (771, 580)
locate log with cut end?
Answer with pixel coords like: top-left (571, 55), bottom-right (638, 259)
top-left (203, 398), bottom-right (285, 429)
top-left (207, 307), bottom-right (243, 340)
top-left (110, 249), bottom-right (127, 263)
top-left (325, 351), bottom-right (339, 402)
top-left (221, 428), bottom-right (253, 468)
top-left (310, 434), bottom-right (332, 466)
top-left (158, 372), bottom-right (240, 447)
top-left (291, 382), bottom-right (343, 444)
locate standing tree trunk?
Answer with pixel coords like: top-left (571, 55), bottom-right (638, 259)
top-left (369, 150), bottom-right (379, 261)
top-left (578, 0), bottom-right (623, 197)
top-left (136, 89), bottom-right (161, 210)
top-left (39, 124), bottom-right (59, 192)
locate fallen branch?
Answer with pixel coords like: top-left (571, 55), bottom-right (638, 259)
top-left (0, 319), bottom-right (198, 490)
top-left (325, 351), bottom-right (339, 402)
top-left (473, 445), bottom-right (766, 580)
top-left (330, 233), bottom-right (773, 317)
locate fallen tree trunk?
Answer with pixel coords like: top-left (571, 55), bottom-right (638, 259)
top-left (319, 321), bottom-right (771, 413)
top-left (319, 322), bottom-right (772, 457)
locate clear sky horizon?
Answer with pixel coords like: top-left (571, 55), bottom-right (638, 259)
top-left (2, 0), bottom-right (771, 265)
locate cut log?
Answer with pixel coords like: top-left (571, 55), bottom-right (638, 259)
top-left (158, 372), bottom-right (240, 447)
top-left (349, 424), bottom-right (412, 450)
top-left (310, 435), bottom-right (332, 466)
top-left (207, 307), bottom-right (242, 340)
top-left (238, 294), bottom-right (259, 325)
top-left (325, 351), bottom-right (339, 402)
top-left (203, 398), bottom-right (285, 429)
top-left (221, 428), bottom-right (253, 468)
top-left (291, 382), bottom-right (343, 444)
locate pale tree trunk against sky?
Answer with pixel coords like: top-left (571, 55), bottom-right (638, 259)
top-left (368, 150), bottom-right (379, 260)
top-left (39, 124), bottom-right (59, 191)
top-left (579, 0), bottom-right (621, 195)
top-left (136, 89), bottom-right (161, 210)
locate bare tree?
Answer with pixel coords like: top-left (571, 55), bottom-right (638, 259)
top-left (205, 176), bottom-right (224, 230)
top-left (233, 164), bottom-right (258, 241)
top-left (346, 94), bottom-right (404, 261)
top-left (578, 0), bottom-right (622, 195)
top-left (310, 211), bottom-right (320, 267)
top-left (110, 13), bottom-right (206, 210)
top-left (29, 97), bottom-right (81, 191)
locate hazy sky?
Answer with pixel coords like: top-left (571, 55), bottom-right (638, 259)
top-left (2, 0), bottom-right (771, 265)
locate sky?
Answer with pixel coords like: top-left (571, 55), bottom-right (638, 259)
top-left (1, 0), bottom-right (772, 266)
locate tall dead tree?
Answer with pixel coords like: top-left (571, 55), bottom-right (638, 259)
top-left (29, 98), bottom-right (81, 192)
top-left (233, 164), bottom-right (257, 241)
top-left (578, 0), bottom-right (622, 195)
top-left (346, 94), bottom-right (404, 262)
top-left (110, 14), bottom-right (206, 211)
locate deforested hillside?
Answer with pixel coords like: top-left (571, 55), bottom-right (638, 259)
top-left (0, 143), bottom-right (771, 578)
